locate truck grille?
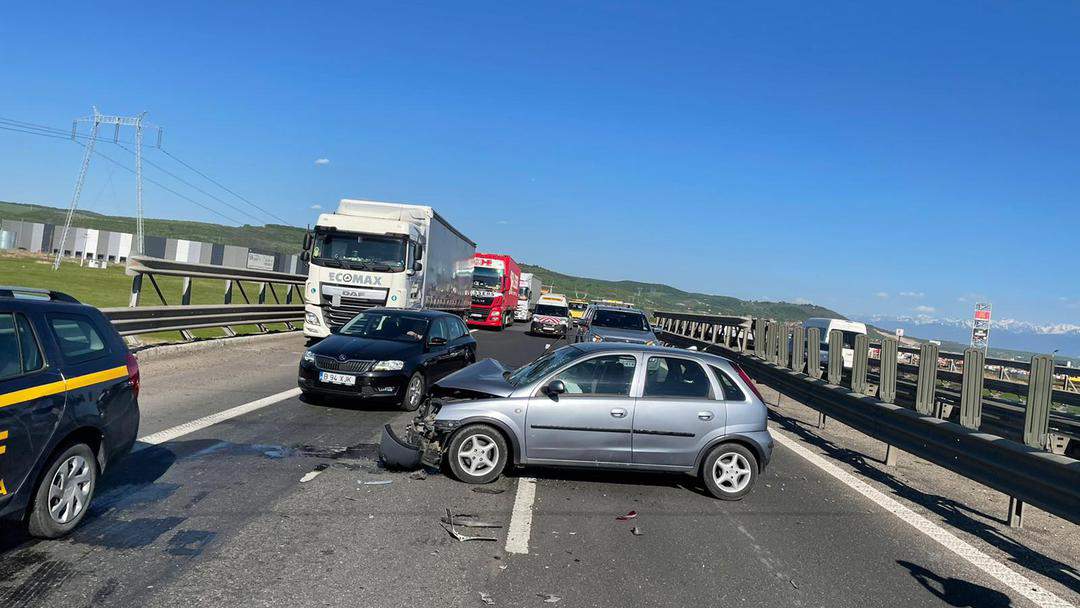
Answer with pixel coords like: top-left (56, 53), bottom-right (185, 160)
top-left (472, 296), bottom-right (494, 306)
top-left (469, 306), bottom-right (490, 319)
top-left (314, 356), bottom-right (375, 373)
top-left (322, 293), bottom-right (388, 330)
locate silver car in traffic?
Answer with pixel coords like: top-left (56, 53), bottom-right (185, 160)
top-left (394, 343), bottom-right (773, 500)
top-left (575, 305), bottom-right (659, 345)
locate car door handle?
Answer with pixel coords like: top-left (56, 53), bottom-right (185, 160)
top-left (610, 408), bottom-right (627, 418)
top-left (697, 411), bottom-right (714, 421)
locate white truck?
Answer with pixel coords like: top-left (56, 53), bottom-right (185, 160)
top-left (514, 272), bottom-right (543, 322)
top-left (301, 199), bottom-right (476, 338)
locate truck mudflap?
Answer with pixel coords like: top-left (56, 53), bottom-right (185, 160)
top-left (378, 424), bottom-right (424, 470)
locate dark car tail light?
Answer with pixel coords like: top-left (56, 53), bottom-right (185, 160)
top-left (734, 363), bottom-right (766, 405)
top-left (126, 353), bottom-right (141, 399)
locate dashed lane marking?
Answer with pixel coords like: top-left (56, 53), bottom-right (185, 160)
top-left (504, 477), bottom-right (537, 554)
top-left (770, 425), bottom-right (1075, 608)
top-left (135, 387), bottom-right (302, 449)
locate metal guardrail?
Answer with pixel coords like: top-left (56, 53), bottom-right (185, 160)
top-left (653, 312), bottom-right (1080, 527)
top-left (114, 256), bottom-right (307, 339)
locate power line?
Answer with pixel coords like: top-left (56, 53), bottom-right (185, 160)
top-left (157, 148), bottom-right (292, 225)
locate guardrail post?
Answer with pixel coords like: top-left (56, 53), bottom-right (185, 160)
top-left (256, 282), bottom-right (269, 333)
top-left (1023, 355), bottom-right (1054, 450)
top-left (879, 338), bottom-right (897, 404)
top-left (851, 333), bottom-right (869, 394)
top-left (129, 274), bottom-right (143, 307)
top-left (1008, 496), bottom-right (1025, 528)
top-left (806, 327), bottom-right (822, 379)
top-left (915, 343), bottom-right (939, 416)
top-left (827, 329), bottom-right (843, 385)
top-left (791, 325), bottom-right (805, 373)
top-left (959, 348), bottom-right (985, 430)
top-left (764, 321), bottom-right (775, 363)
top-left (224, 280), bottom-right (234, 304)
top-left (778, 325), bottom-right (790, 368)
top-left (178, 277), bottom-right (195, 341)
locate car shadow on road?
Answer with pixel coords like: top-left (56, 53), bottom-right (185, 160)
top-left (768, 410), bottom-right (1080, 594)
top-left (506, 466), bottom-right (711, 498)
top-left (897, 560), bottom-right (1013, 607)
top-left (297, 392), bottom-right (407, 412)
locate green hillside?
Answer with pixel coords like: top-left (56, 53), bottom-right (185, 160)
top-left (520, 264), bottom-right (844, 321)
top-left (0, 200), bottom-right (305, 254)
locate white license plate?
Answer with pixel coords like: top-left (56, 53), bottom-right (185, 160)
top-left (319, 371), bottom-right (356, 386)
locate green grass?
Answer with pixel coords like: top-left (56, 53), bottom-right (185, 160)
top-left (0, 251), bottom-right (294, 343)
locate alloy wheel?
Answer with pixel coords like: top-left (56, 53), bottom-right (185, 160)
top-left (712, 452), bottom-right (752, 493)
top-left (456, 435), bottom-right (500, 477)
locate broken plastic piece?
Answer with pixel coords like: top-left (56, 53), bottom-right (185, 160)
top-left (300, 463), bottom-right (329, 483)
top-left (630, 526), bottom-right (643, 536)
top-left (537, 594), bottom-right (561, 603)
top-left (472, 487), bottom-right (505, 495)
top-left (479, 591), bottom-right (495, 605)
top-left (378, 423), bottom-right (423, 470)
top-left (439, 515), bottom-right (502, 528)
top-left (615, 510), bottom-right (638, 521)
top-left (442, 509), bottom-right (497, 542)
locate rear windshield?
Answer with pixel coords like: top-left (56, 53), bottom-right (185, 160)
top-left (591, 310), bottom-right (649, 331)
top-left (535, 304), bottom-right (569, 317)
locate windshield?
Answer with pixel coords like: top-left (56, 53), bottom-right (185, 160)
top-left (340, 311), bottom-right (429, 342)
top-left (312, 230), bottom-right (406, 272)
top-left (507, 345), bottom-right (584, 386)
top-left (569, 302), bottom-right (588, 311)
top-left (519, 286), bottom-right (531, 298)
top-left (592, 310), bottom-right (649, 331)
top-left (473, 267), bottom-right (502, 290)
top-left (535, 304), bottom-right (569, 317)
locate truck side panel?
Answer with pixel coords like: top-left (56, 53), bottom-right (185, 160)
top-left (423, 214), bottom-right (475, 313)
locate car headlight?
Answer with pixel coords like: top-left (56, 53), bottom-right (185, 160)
top-left (305, 312), bottom-right (321, 326)
top-left (591, 334), bottom-right (604, 343)
top-left (373, 360), bottom-right (405, 371)
top-left (302, 350), bottom-right (316, 363)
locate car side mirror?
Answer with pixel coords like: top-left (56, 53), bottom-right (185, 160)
top-left (413, 261), bottom-right (423, 273)
top-left (300, 250), bottom-right (311, 262)
top-left (542, 379), bottom-right (566, 398)
top-left (428, 336), bottom-right (448, 346)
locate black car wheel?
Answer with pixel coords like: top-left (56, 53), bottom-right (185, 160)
top-left (447, 424), bottom-right (508, 484)
top-left (28, 443), bottom-right (98, 539)
top-left (400, 372), bottom-right (426, 412)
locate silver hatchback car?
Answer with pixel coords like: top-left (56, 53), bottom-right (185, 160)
top-left (385, 343), bottom-right (773, 500)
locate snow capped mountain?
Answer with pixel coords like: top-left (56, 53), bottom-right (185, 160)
top-left (852, 314), bottom-right (1080, 356)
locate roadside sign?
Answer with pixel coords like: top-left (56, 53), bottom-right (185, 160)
top-left (247, 252), bottom-right (275, 271)
top-left (971, 302), bottom-right (991, 352)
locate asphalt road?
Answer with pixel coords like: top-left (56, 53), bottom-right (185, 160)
top-left (0, 325), bottom-right (1072, 607)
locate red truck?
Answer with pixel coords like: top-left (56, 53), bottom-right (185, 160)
top-left (468, 253), bottom-right (521, 330)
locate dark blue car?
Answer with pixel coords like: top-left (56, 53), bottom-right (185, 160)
top-left (0, 286), bottom-right (140, 538)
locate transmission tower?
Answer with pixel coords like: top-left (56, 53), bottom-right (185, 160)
top-left (53, 107), bottom-right (162, 270)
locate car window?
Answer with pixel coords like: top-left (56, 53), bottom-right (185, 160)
top-left (448, 317), bottom-right (468, 340)
top-left (507, 345), bottom-right (584, 386)
top-left (16, 314), bottom-right (44, 374)
top-left (49, 314), bottom-right (109, 364)
top-left (551, 354), bottom-right (637, 396)
top-left (429, 318), bottom-right (449, 342)
top-left (0, 313), bottom-right (21, 379)
top-left (710, 366), bottom-right (745, 401)
top-left (644, 357), bottom-right (712, 398)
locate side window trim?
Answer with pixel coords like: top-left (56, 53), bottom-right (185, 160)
top-left (642, 355), bottom-right (716, 400)
top-left (0, 312), bottom-right (23, 381)
top-left (15, 313), bottom-right (46, 375)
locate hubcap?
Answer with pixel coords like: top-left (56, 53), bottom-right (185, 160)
top-left (457, 435), bottom-right (499, 477)
top-left (712, 452), bottom-right (751, 493)
top-left (48, 455), bottom-right (93, 524)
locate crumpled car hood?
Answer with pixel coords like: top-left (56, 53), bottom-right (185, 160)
top-left (431, 358), bottom-right (515, 399)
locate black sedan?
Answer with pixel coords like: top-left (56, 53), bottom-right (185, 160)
top-left (298, 308), bottom-right (477, 410)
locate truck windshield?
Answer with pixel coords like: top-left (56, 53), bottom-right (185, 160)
top-left (473, 267), bottom-right (502, 290)
top-left (340, 311), bottom-right (429, 342)
top-left (592, 310), bottom-right (649, 331)
top-left (312, 230), bottom-right (406, 272)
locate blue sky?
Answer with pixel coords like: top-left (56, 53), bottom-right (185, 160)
top-left (2, 2), bottom-right (1078, 324)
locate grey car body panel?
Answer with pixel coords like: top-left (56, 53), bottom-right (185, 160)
top-left (431, 343), bottom-right (772, 473)
top-left (589, 325), bottom-right (657, 344)
top-left (431, 358), bottom-right (515, 398)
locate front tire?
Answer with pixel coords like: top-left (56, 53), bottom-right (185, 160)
top-left (701, 443), bottom-right (758, 501)
top-left (447, 424), bottom-right (508, 484)
top-left (400, 372), bottom-right (426, 412)
top-left (27, 443), bottom-right (98, 538)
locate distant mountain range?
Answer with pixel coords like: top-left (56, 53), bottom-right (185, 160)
top-left (854, 314), bottom-right (1080, 358)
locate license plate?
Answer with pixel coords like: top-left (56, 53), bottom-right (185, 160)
top-left (319, 371), bottom-right (356, 386)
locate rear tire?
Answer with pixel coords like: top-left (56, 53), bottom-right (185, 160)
top-left (447, 424), bottom-right (508, 484)
top-left (400, 372), bottom-right (426, 412)
top-left (27, 443), bottom-right (98, 539)
top-left (701, 443), bottom-right (758, 501)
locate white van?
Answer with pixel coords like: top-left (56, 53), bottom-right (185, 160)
top-left (530, 293), bottom-right (572, 337)
top-left (802, 318), bottom-right (868, 370)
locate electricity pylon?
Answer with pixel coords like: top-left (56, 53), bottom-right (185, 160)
top-left (53, 107), bottom-right (162, 270)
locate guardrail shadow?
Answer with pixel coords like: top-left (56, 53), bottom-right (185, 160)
top-left (897, 560), bottom-right (1013, 607)
top-left (768, 409), bottom-right (1080, 593)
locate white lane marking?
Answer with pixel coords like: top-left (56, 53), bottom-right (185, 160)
top-left (134, 388), bottom-right (302, 449)
top-left (770, 426), bottom-right (1076, 608)
top-left (504, 477), bottom-right (537, 554)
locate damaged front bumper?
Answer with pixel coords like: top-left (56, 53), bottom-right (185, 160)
top-left (377, 399), bottom-right (447, 470)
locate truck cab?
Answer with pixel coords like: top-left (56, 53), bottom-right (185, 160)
top-left (468, 253), bottom-right (520, 331)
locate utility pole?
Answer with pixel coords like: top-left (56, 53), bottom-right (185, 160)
top-left (54, 107), bottom-right (161, 270)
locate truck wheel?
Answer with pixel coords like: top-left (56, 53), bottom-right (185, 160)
top-left (701, 443), bottom-right (758, 501)
top-left (447, 424), bottom-right (508, 484)
top-left (27, 443), bottom-right (98, 538)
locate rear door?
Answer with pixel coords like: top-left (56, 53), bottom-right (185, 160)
top-left (631, 355), bottom-right (723, 467)
top-left (525, 353), bottom-right (639, 464)
top-left (0, 308), bottom-right (65, 507)
top-left (45, 312), bottom-right (130, 430)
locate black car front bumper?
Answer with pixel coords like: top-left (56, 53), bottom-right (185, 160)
top-left (297, 362), bottom-right (410, 399)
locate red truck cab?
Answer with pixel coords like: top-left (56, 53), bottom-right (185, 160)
top-left (468, 253), bottom-right (520, 330)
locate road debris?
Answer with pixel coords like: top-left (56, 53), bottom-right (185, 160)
top-left (790, 579), bottom-right (799, 589)
top-left (472, 487), bottom-right (505, 495)
top-left (360, 479), bottom-right (392, 485)
top-left (630, 526), bottom-right (644, 536)
top-left (409, 471), bottom-right (428, 480)
top-left (479, 591), bottom-right (495, 605)
top-left (616, 510), bottom-right (638, 520)
top-left (443, 509), bottom-right (497, 542)
top-left (439, 514), bottom-right (503, 528)
top-left (300, 463), bottom-right (329, 483)
top-left (537, 594), bottom-right (561, 603)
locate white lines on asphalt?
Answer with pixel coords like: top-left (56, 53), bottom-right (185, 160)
top-left (134, 387), bottom-right (302, 450)
top-left (504, 477), bottom-right (537, 554)
top-left (770, 426), bottom-right (1076, 608)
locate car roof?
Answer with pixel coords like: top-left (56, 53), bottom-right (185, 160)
top-left (569, 341), bottom-right (735, 366)
top-left (365, 307), bottom-right (459, 319)
top-left (0, 286), bottom-right (82, 304)
top-left (589, 304), bottom-right (646, 314)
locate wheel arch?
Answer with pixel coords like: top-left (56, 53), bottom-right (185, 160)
top-left (448, 417), bottom-right (522, 465)
top-left (694, 434), bottom-right (764, 475)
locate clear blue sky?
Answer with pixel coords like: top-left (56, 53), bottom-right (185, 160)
top-left (2, 2), bottom-right (1078, 324)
